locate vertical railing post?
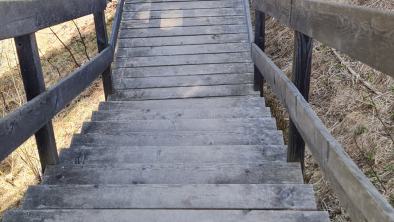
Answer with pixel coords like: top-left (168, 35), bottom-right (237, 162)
top-left (14, 33), bottom-right (59, 173)
top-left (287, 31), bottom-right (313, 170)
top-left (254, 10), bottom-right (265, 97)
top-left (94, 11), bottom-right (114, 101)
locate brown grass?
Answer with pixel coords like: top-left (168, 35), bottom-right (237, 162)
top-left (0, 2), bottom-right (117, 219)
top-left (250, 0), bottom-right (394, 221)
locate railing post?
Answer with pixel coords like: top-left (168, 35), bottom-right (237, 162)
top-left (254, 10), bottom-right (265, 97)
top-left (14, 33), bottom-right (59, 172)
top-left (94, 11), bottom-right (114, 101)
top-left (287, 31), bottom-right (313, 170)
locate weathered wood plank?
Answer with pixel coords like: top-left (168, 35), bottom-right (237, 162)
top-left (120, 25), bottom-right (247, 38)
top-left (117, 43), bottom-right (249, 57)
top-left (124, 1), bottom-right (242, 11)
top-left (71, 130), bottom-right (284, 146)
top-left (109, 0), bottom-right (125, 48)
top-left (14, 33), bottom-right (59, 171)
top-left (110, 84), bottom-right (257, 100)
top-left (252, 0), bottom-right (394, 77)
top-left (127, 0), bottom-right (243, 3)
top-left (22, 184), bottom-right (316, 210)
top-left (113, 63), bottom-right (253, 78)
top-left (287, 31), bottom-right (313, 168)
top-left (122, 8), bottom-right (244, 20)
top-left (59, 144), bottom-right (285, 164)
top-left (121, 16), bottom-right (245, 29)
top-left (114, 73), bottom-right (253, 89)
top-left (0, 47), bottom-right (113, 161)
top-left (114, 53), bottom-right (252, 68)
top-left (118, 34), bottom-right (248, 47)
top-left (253, 10), bottom-right (265, 94)
top-left (243, 0), bottom-right (253, 49)
top-left (42, 163), bottom-right (302, 185)
top-left (91, 107), bottom-right (271, 121)
top-left (251, 43), bottom-right (394, 222)
top-left (81, 118), bottom-right (276, 134)
top-left (98, 97), bottom-right (265, 110)
top-left (3, 210), bottom-right (330, 222)
top-left (251, 0), bottom-right (291, 26)
top-left (0, 0), bottom-right (107, 40)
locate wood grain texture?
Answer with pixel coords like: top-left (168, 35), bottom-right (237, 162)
top-left (252, 0), bottom-right (394, 77)
top-left (109, 0), bottom-right (125, 48)
top-left (120, 25), bottom-right (247, 38)
top-left (117, 43), bottom-right (249, 57)
top-left (42, 163), bottom-right (303, 185)
top-left (251, 43), bottom-right (394, 222)
top-left (243, 0), bottom-right (253, 49)
top-left (253, 10), bottom-right (265, 94)
top-left (2, 210), bottom-right (330, 222)
top-left (71, 130), bottom-right (284, 147)
top-left (121, 16), bottom-right (245, 29)
top-left (14, 33), bottom-right (59, 170)
top-left (113, 63), bottom-right (253, 78)
top-left (124, 1), bottom-right (242, 11)
top-left (0, 0), bottom-right (107, 40)
top-left (98, 97), bottom-right (265, 110)
top-left (22, 184), bottom-right (316, 210)
top-left (122, 8), bottom-right (245, 20)
top-left (287, 31), bottom-right (313, 168)
top-left (59, 144), bottom-right (286, 164)
top-left (0, 47), bottom-right (113, 161)
top-left (118, 34), bottom-right (248, 47)
top-left (113, 73), bottom-right (253, 89)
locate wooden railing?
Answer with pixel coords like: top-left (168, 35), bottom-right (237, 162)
top-left (0, 0), bottom-right (125, 172)
top-left (251, 0), bottom-right (394, 221)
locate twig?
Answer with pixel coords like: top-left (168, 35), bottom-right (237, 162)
top-left (49, 27), bottom-right (80, 67)
top-left (72, 20), bottom-right (90, 60)
top-left (4, 48), bottom-right (23, 106)
top-left (332, 50), bottom-right (382, 95)
top-left (38, 47), bottom-right (61, 76)
top-left (353, 136), bottom-right (387, 191)
top-left (369, 94), bottom-right (394, 144)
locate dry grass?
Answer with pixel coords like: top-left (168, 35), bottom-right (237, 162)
top-left (0, 2), bottom-right (117, 219)
top-left (250, 0), bottom-right (394, 221)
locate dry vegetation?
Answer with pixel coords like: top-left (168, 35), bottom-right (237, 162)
top-left (0, 2), bottom-right (117, 219)
top-left (250, 0), bottom-right (394, 221)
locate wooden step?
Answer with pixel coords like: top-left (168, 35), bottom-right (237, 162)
top-left (120, 25), bottom-right (247, 38)
top-left (124, 2), bottom-right (242, 12)
top-left (122, 8), bottom-right (245, 20)
top-left (91, 107), bottom-right (271, 121)
top-left (127, 0), bottom-right (244, 3)
top-left (42, 163), bottom-right (303, 185)
top-left (99, 97), bottom-right (265, 110)
top-left (118, 34), bottom-right (249, 48)
top-left (60, 145), bottom-right (287, 164)
top-left (116, 43), bottom-right (249, 57)
top-left (121, 16), bottom-right (245, 29)
top-left (70, 130), bottom-right (284, 146)
top-left (113, 63), bottom-right (254, 78)
top-left (81, 118), bottom-right (277, 134)
top-left (114, 53), bottom-right (252, 68)
top-left (21, 184), bottom-right (317, 210)
top-left (114, 73), bottom-right (253, 89)
top-left (2, 209), bottom-right (330, 222)
top-left (109, 84), bottom-right (257, 101)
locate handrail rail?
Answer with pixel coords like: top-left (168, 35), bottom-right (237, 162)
top-left (251, 0), bottom-right (394, 221)
top-left (252, 0), bottom-right (394, 78)
top-left (0, 0), bottom-right (125, 171)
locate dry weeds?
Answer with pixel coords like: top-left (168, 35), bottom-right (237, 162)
top-left (0, 2), bottom-right (117, 219)
top-left (250, 0), bottom-right (394, 221)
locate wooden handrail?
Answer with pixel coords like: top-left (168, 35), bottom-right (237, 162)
top-left (252, 43), bottom-right (394, 222)
top-left (252, 0), bottom-right (394, 78)
top-left (0, 0), bottom-right (107, 40)
top-left (0, 0), bottom-right (125, 171)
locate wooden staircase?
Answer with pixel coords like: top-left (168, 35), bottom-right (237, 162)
top-left (2, 0), bottom-right (330, 221)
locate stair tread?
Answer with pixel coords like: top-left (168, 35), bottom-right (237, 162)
top-left (42, 162), bottom-right (303, 185)
top-left (3, 209), bottom-right (330, 222)
top-left (22, 184), bottom-right (317, 210)
top-left (60, 145), bottom-right (287, 164)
